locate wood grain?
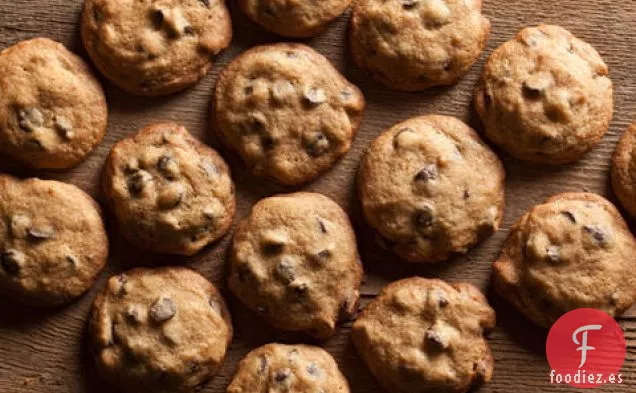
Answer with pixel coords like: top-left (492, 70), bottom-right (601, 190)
top-left (1, 0), bottom-right (636, 392)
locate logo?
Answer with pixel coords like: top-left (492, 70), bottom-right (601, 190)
top-left (546, 309), bottom-right (626, 388)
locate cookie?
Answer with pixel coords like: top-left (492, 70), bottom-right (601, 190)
top-left (358, 115), bottom-right (505, 263)
top-left (0, 38), bottom-right (107, 169)
top-left (227, 343), bottom-right (350, 393)
top-left (0, 175), bottom-right (108, 306)
top-left (81, 0), bottom-right (232, 95)
top-left (350, 0), bottom-right (490, 91)
top-left (493, 193), bottom-right (636, 328)
top-left (102, 122), bottom-right (235, 256)
top-left (214, 43), bottom-right (365, 185)
top-left (611, 123), bottom-right (636, 217)
top-left (238, 0), bottom-right (351, 37)
top-left (89, 267), bottom-right (232, 393)
top-left (352, 277), bottom-right (495, 393)
top-left (228, 192), bottom-right (362, 339)
top-left (475, 24), bottom-right (613, 164)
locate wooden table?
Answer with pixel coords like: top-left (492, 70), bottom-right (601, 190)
top-left (1, 0), bottom-right (635, 392)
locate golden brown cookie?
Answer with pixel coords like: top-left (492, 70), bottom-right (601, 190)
top-left (89, 267), bottom-right (233, 393)
top-left (493, 193), bottom-right (636, 328)
top-left (238, 0), bottom-right (351, 37)
top-left (0, 38), bottom-right (107, 169)
top-left (352, 277), bottom-right (495, 393)
top-left (0, 175), bottom-right (108, 306)
top-left (102, 122), bottom-right (235, 256)
top-left (81, 0), bottom-right (232, 95)
top-left (350, 0), bottom-right (490, 91)
top-left (475, 25), bottom-right (613, 164)
top-left (228, 192), bottom-right (362, 339)
top-left (226, 343), bottom-right (350, 393)
top-left (214, 43), bottom-right (365, 185)
top-left (611, 123), bottom-right (636, 217)
top-left (358, 115), bottom-right (505, 263)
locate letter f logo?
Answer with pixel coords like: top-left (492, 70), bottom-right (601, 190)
top-left (572, 324), bottom-right (602, 368)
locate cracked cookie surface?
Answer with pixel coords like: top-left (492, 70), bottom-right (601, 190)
top-left (0, 38), bottom-right (107, 169)
top-left (228, 192), bottom-right (362, 339)
top-left (350, 0), bottom-right (490, 91)
top-left (475, 24), bottom-right (613, 164)
top-left (227, 343), bottom-right (350, 393)
top-left (89, 267), bottom-right (232, 393)
top-left (0, 175), bottom-right (108, 305)
top-left (214, 43), bottom-right (365, 185)
top-left (352, 277), bottom-right (495, 393)
top-left (102, 122), bottom-right (235, 255)
top-left (493, 193), bottom-right (636, 328)
top-left (81, 0), bottom-right (232, 95)
top-left (238, 0), bottom-right (352, 37)
top-left (358, 115), bottom-right (505, 263)
top-left (611, 123), bottom-right (636, 217)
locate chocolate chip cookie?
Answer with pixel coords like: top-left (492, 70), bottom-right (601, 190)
top-left (214, 43), bottom-right (365, 185)
top-left (102, 122), bottom-right (235, 256)
top-left (352, 277), bottom-right (495, 393)
top-left (238, 0), bottom-right (351, 37)
top-left (81, 0), bottom-right (232, 95)
top-left (89, 267), bottom-right (232, 393)
top-left (475, 24), bottom-right (613, 164)
top-left (0, 38), bottom-right (107, 169)
top-left (227, 343), bottom-right (350, 393)
top-left (611, 123), bottom-right (636, 217)
top-left (350, 0), bottom-right (490, 91)
top-left (228, 192), bottom-right (362, 339)
top-left (358, 115), bottom-right (505, 263)
top-left (493, 193), bottom-right (636, 328)
top-left (0, 175), bottom-right (108, 305)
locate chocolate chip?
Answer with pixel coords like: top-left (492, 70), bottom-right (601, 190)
top-left (401, 0), bottom-right (419, 8)
top-left (413, 203), bottom-right (437, 237)
top-left (27, 227), bottom-right (54, 240)
top-left (150, 296), bottom-right (176, 323)
top-left (125, 304), bottom-right (142, 324)
top-left (262, 230), bottom-right (288, 254)
top-left (1, 250), bottom-right (24, 275)
top-left (275, 368), bottom-right (291, 382)
top-left (28, 138), bottom-right (44, 150)
top-left (340, 89), bottom-right (352, 102)
top-left (199, 0), bottom-right (210, 6)
top-left (208, 298), bottom-right (220, 314)
top-left (151, 9), bottom-right (164, 28)
top-left (584, 225), bottom-right (606, 245)
top-left (128, 170), bottom-right (152, 195)
top-left (257, 355), bottom-right (268, 374)
top-left (244, 85), bottom-right (254, 95)
top-left (306, 363), bottom-right (320, 376)
top-left (561, 211), bottom-right (576, 223)
top-left (522, 81), bottom-right (543, 99)
top-left (425, 329), bottom-right (449, 350)
top-left (157, 155), bottom-right (179, 179)
top-left (54, 116), bottom-right (74, 139)
top-left (311, 249), bottom-right (331, 263)
top-left (414, 165), bottom-right (438, 182)
top-left (18, 107), bottom-right (44, 132)
top-left (113, 274), bottom-right (128, 297)
top-left (288, 282), bottom-right (308, 300)
top-left (463, 189), bottom-right (470, 199)
top-left (303, 131), bottom-right (330, 157)
top-left (303, 87), bottom-right (326, 106)
top-left (184, 26), bottom-right (194, 35)
top-left (261, 134), bottom-right (274, 151)
top-left (275, 259), bottom-right (295, 284)
top-left (546, 245), bottom-right (560, 263)
top-left (317, 218), bottom-right (327, 233)
top-left (437, 295), bottom-right (449, 308)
